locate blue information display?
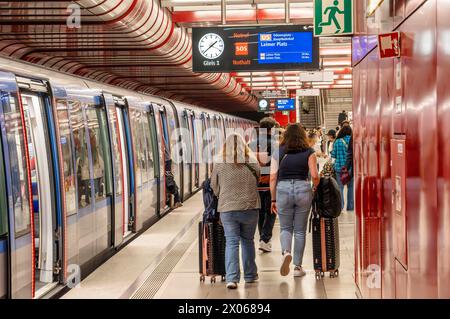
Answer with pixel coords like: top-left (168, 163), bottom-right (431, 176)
top-left (276, 99), bottom-right (296, 111)
top-left (258, 98), bottom-right (296, 112)
top-left (258, 32), bottom-right (313, 64)
top-left (192, 25), bottom-right (319, 73)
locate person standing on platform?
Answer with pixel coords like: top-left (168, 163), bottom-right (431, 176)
top-left (331, 125), bottom-right (354, 211)
top-left (164, 136), bottom-right (182, 208)
top-left (211, 134), bottom-right (261, 289)
top-left (308, 129), bottom-right (327, 173)
top-left (270, 124), bottom-right (320, 277)
top-left (326, 129), bottom-right (337, 156)
top-left (338, 110), bottom-right (348, 126)
top-left (249, 117), bottom-right (280, 253)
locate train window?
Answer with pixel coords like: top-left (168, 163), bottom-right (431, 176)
top-left (139, 113), bottom-right (149, 184)
top-left (130, 110), bottom-right (146, 187)
top-left (1, 94), bottom-right (31, 237)
top-left (165, 110), bottom-right (178, 160)
top-left (0, 137), bottom-right (7, 236)
top-left (84, 105), bottom-right (113, 201)
top-left (55, 99), bottom-right (77, 216)
top-left (107, 107), bottom-right (123, 196)
top-left (69, 99), bottom-right (90, 208)
top-left (142, 113), bottom-right (155, 181)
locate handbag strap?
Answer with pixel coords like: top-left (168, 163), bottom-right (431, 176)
top-left (244, 163), bottom-right (259, 181)
top-left (308, 192), bottom-right (319, 233)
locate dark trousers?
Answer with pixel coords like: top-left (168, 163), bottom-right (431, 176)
top-left (258, 191), bottom-right (276, 243)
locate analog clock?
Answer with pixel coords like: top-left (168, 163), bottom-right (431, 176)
top-left (259, 99), bottom-right (268, 110)
top-left (198, 33), bottom-right (225, 59)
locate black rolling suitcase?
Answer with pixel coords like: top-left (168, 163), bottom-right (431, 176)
top-left (310, 177), bottom-right (341, 279)
top-left (198, 178), bottom-right (226, 283)
top-left (311, 214), bottom-right (340, 278)
top-left (198, 221), bottom-right (226, 283)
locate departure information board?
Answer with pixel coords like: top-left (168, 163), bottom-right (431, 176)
top-left (192, 25), bottom-right (319, 73)
top-left (276, 98), bottom-right (296, 110)
top-left (258, 98), bottom-right (297, 112)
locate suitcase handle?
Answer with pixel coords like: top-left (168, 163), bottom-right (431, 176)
top-left (308, 194), bottom-right (319, 233)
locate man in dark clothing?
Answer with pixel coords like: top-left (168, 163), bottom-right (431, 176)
top-left (338, 110), bottom-right (348, 126)
top-left (248, 117), bottom-right (280, 253)
top-left (164, 138), bottom-right (182, 208)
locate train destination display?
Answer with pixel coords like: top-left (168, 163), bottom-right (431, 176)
top-left (192, 25), bottom-right (319, 72)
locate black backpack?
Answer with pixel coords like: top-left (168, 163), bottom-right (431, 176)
top-left (202, 178), bottom-right (219, 223)
top-left (315, 176), bottom-right (342, 219)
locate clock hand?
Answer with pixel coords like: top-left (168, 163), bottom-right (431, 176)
top-left (202, 41), bottom-right (218, 55)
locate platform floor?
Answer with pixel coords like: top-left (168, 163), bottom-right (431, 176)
top-left (61, 192), bottom-right (357, 299)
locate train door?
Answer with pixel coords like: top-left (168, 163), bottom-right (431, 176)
top-left (202, 113), bottom-right (211, 179)
top-left (83, 97), bottom-right (114, 254)
top-left (16, 77), bottom-right (63, 298)
top-left (199, 113), bottom-right (208, 182)
top-left (148, 107), bottom-right (165, 214)
top-left (103, 94), bottom-right (124, 247)
top-left (164, 104), bottom-right (182, 201)
top-left (181, 109), bottom-right (192, 198)
top-left (188, 111), bottom-right (199, 190)
top-left (113, 97), bottom-right (134, 237)
top-left (158, 106), bottom-right (171, 209)
top-left (0, 128), bottom-right (8, 299)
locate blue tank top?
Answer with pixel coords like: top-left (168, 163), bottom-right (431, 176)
top-left (277, 146), bottom-right (314, 181)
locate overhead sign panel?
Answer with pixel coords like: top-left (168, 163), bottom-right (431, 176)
top-left (297, 89), bottom-right (321, 96)
top-left (192, 25), bottom-right (320, 73)
top-left (258, 98), bottom-right (296, 112)
top-left (276, 98), bottom-right (296, 111)
top-left (314, 0), bottom-right (353, 37)
top-left (299, 71), bottom-right (334, 82)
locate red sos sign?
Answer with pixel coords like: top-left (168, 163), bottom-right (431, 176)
top-left (235, 42), bottom-right (249, 56)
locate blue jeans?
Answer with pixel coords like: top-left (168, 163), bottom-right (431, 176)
top-left (220, 210), bottom-right (259, 283)
top-left (276, 180), bottom-right (313, 267)
top-left (336, 172), bottom-right (354, 211)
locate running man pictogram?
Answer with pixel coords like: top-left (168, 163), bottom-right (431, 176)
top-left (319, 0), bottom-right (345, 33)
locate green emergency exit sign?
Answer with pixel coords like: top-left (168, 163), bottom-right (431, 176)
top-left (314, 0), bottom-right (353, 36)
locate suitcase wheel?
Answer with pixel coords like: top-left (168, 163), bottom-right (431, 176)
top-left (330, 270), bottom-right (339, 278)
top-left (221, 275), bottom-right (226, 282)
top-left (200, 275), bottom-right (205, 283)
top-left (315, 271), bottom-right (325, 279)
top-left (211, 276), bottom-right (216, 284)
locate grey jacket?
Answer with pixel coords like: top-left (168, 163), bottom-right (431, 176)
top-left (211, 163), bottom-right (261, 213)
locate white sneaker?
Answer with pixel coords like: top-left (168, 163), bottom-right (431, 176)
top-left (280, 252), bottom-right (292, 276)
top-left (226, 282), bottom-right (238, 289)
top-left (294, 266), bottom-right (306, 277)
top-left (259, 240), bottom-right (272, 253)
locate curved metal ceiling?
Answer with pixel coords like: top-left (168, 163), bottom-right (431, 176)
top-left (0, 0), bottom-right (256, 112)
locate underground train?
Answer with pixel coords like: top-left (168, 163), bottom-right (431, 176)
top-left (0, 57), bottom-right (255, 299)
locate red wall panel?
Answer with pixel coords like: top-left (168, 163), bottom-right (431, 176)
top-left (366, 50), bottom-right (382, 299)
top-left (436, 0), bottom-right (450, 299)
top-left (273, 111), bottom-right (296, 128)
top-left (379, 56), bottom-right (395, 299)
top-left (400, 0), bottom-right (438, 298)
top-left (353, 0), bottom-right (439, 298)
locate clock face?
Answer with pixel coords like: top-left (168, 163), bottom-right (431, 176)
top-left (198, 33), bottom-right (225, 59)
top-left (259, 99), bottom-right (268, 109)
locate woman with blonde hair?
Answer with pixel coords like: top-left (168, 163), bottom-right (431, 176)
top-left (211, 133), bottom-right (261, 289)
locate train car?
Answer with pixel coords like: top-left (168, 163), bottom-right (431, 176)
top-left (0, 56), bottom-right (255, 299)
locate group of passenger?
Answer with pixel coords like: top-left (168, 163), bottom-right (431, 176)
top-left (210, 117), bottom-right (354, 289)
